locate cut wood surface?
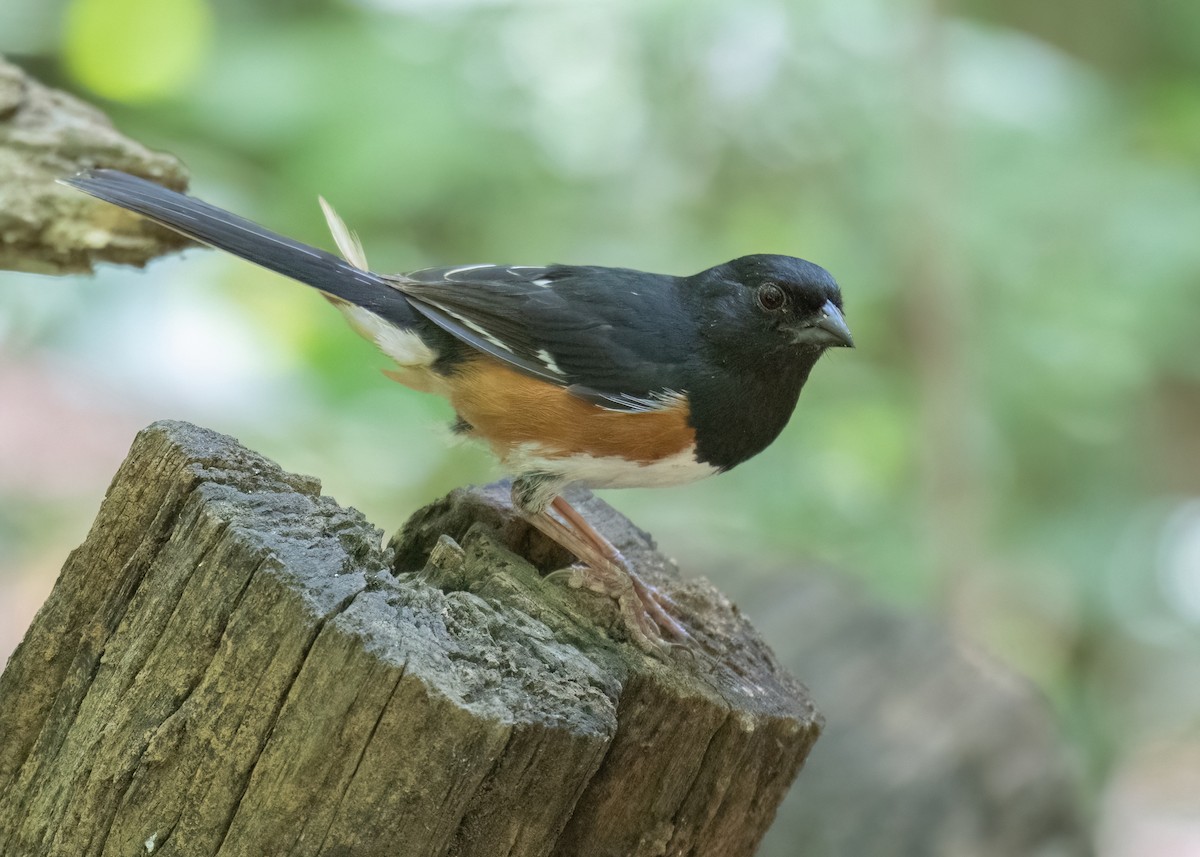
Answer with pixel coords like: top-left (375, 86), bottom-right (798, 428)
top-left (0, 421), bottom-right (820, 857)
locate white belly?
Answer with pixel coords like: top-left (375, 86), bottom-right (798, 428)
top-left (507, 443), bottom-right (718, 490)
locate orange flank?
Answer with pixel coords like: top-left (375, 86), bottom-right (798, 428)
top-left (444, 357), bottom-right (694, 463)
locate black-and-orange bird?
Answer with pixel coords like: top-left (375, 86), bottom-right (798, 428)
top-left (63, 170), bottom-right (853, 652)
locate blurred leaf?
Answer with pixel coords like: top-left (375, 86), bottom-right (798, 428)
top-left (64, 0), bottom-right (212, 102)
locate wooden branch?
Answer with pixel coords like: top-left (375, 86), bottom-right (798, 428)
top-left (0, 421), bottom-right (820, 857)
top-left (0, 54), bottom-right (190, 274)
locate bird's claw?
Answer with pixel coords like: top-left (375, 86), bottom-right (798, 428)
top-left (546, 560), bottom-right (689, 654)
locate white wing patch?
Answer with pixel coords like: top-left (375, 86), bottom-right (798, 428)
top-left (592, 389), bottom-right (688, 414)
top-left (502, 267), bottom-right (554, 287)
top-left (443, 263), bottom-right (496, 281)
top-left (535, 348), bottom-right (565, 376)
top-left (420, 299), bottom-right (514, 352)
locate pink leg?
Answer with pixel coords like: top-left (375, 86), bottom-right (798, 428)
top-left (549, 497), bottom-right (688, 639)
top-left (522, 496), bottom-right (689, 651)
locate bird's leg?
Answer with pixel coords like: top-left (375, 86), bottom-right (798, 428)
top-left (546, 496), bottom-right (689, 641)
top-left (516, 499), bottom-right (688, 653)
top-left (522, 511), bottom-right (663, 650)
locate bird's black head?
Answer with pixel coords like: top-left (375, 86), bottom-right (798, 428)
top-left (678, 253), bottom-right (850, 471)
top-left (688, 254), bottom-right (852, 359)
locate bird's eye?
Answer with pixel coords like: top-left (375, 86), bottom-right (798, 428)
top-left (756, 282), bottom-right (787, 312)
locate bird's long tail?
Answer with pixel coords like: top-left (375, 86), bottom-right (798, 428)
top-left (60, 169), bottom-right (419, 329)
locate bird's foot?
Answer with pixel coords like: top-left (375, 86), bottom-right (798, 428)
top-left (547, 559), bottom-right (689, 653)
top-left (521, 493), bottom-right (690, 654)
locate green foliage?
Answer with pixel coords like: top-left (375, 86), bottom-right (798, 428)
top-left (63, 0), bottom-right (213, 101)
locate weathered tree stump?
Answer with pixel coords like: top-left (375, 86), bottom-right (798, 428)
top-left (0, 421), bottom-right (820, 857)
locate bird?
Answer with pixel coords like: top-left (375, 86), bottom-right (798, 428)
top-left (61, 168), bottom-right (853, 653)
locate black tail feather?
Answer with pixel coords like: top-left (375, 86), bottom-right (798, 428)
top-left (61, 169), bottom-right (418, 329)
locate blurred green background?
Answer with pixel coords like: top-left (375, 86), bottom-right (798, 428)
top-left (2, 0), bottom-right (1199, 852)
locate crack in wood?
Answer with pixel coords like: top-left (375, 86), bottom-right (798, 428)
top-left (313, 660), bottom-right (410, 855)
top-left (210, 577), bottom-right (366, 856)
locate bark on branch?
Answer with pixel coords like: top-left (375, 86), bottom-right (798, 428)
top-left (0, 54), bottom-right (189, 274)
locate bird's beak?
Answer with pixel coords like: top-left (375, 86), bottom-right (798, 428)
top-left (790, 300), bottom-right (854, 348)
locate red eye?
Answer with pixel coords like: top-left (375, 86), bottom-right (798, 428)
top-left (756, 282), bottom-right (786, 311)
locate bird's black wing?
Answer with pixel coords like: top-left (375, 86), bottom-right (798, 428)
top-left (394, 265), bottom-right (696, 412)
